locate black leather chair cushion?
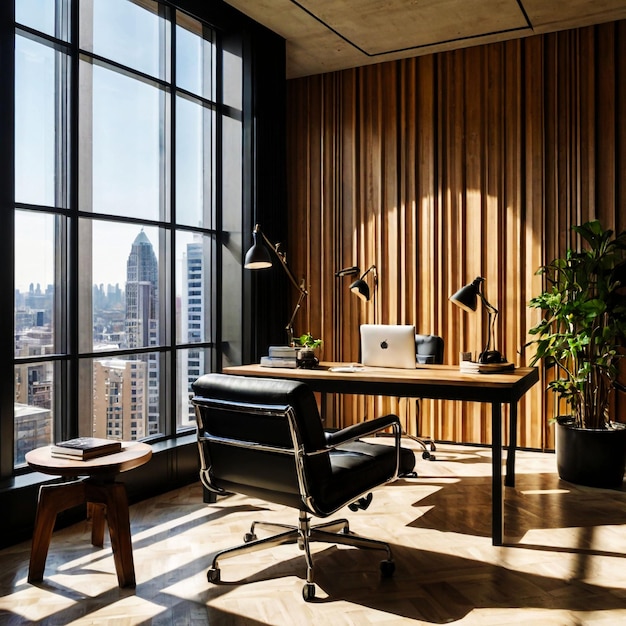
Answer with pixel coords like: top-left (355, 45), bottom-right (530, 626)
top-left (325, 430), bottom-right (416, 478)
top-left (320, 442), bottom-right (398, 512)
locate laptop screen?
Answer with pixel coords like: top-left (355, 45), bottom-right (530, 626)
top-left (360, 324), bottom-right (417, 369)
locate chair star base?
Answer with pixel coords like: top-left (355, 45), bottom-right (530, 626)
top-left (207, 509), bottom-right (395, 601)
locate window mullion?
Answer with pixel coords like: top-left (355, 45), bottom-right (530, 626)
top-left (66, 0), bottom-right (81, 440)
top-left (10, 0), bottom-right (231, 468)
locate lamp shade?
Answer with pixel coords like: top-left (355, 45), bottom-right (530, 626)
top-left (244, 230), bottom-right (272, 269)
top-left (350, 278), bottom-right (370, 301)
top-left (449, 277), bottom-right (483, 313)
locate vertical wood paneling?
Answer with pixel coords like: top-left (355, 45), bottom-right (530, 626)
top-left (617, 21), bottom-right (626, 425)
top-left (522, 35), bottom-right (548, 449)
top-left (286, 21), bottom-right (626, 449)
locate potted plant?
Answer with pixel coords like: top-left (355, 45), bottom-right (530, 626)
top-left (295, 333), bottom-right (322, 369)
top-left (527, 220), bottom-right (626, 488)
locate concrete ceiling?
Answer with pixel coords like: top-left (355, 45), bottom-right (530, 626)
top-left (224, 0), bottom-right (626, 78)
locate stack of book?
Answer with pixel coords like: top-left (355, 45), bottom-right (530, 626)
top-left (50, 437), bottom-right (122, 460)
top-left (260, 345), bottom-right (298, 368)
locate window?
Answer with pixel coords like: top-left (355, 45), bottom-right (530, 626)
top-left (12, 0), bottom-right (243, 468)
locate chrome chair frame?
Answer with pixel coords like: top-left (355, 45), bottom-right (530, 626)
top-left (193, 392), bottom-right (401, 601)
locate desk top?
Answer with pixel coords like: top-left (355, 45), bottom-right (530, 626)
top-left (223, 362), bottom-right (539, 404)
top-left (25, 442), bottom-right (153, 478)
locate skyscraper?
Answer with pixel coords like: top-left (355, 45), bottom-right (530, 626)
top-left (93, 359), bottom-right (147, 441)
top-left (125, 230), bottom-right (159, 349)
top-left (180, 239), bottom-right (206, 424)
top-left (125, 230), bottom-right (160, 435)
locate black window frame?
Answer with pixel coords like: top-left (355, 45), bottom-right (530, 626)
top-left (0, 3), bottom-right (286, 556)
top-left (2, 0), bottom-right (285, 479)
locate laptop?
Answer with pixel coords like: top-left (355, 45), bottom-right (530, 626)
top-left (360, 324), bottom-right (417, 369)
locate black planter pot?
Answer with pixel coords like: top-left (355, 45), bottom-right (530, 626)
top-left (555, 419), bottom-right (626, 489)
top-left (296, 349), bottom-right (318, 369)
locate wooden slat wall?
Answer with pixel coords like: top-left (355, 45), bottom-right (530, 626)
top-left (286, 21), bottom-right (626, 450)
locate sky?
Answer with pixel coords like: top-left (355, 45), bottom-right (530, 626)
top-left (15, 213), bottom-right (154, 292)
top-left (13, 0), bottom-right (213, 294)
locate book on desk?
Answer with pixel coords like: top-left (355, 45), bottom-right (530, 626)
top-left (50, 437), bottom-right (122, 460)
top-left (260, 346), bottom-right (298, 368)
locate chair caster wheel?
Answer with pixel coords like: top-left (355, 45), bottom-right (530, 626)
top-left (207, 567), bottom-right (220, 583)
top-left (380, 559), bottom-right (395, 578)
top-left (429, 454), bottom-right (436, 461)
top-left (422, 451), bottom-right (431, 460)
top-left (244, 532), bottom-right (257, 542)
top-left (302, 582), bottom-right (316, 601)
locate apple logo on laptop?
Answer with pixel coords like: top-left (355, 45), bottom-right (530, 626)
top-left (380, 340), bottom-right (388, 350)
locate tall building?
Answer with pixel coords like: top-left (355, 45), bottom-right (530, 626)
top-left (14, 403), bottom-right (51, 466)
top-left (14, 342), bottom-right (55, 464)
top-left (93, 359), bottom-right (147, 441)
top-left (180, 240), bottom-right (206, 425)
top-left (125, 230), bottom-right (158, 349)
top-left (125, 230), bottom-right (160, 435)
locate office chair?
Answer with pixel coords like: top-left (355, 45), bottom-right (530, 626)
top-left (410, 334), bottom-right (445, 461)
top-left (191, 373), bottom-right (404, 601)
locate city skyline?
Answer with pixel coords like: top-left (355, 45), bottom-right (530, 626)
top-left (15, 227), bottom-right (203, 446)
top-left (15, 215), bottom-right (158, 293)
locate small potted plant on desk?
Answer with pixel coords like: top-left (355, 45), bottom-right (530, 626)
top-left (527, 220), bottom-right (626, 488)
top-left (295, 333), bottom-right (322, 369)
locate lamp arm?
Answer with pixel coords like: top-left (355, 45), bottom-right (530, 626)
top-left (360, 264), bottom-right (377, 282)
top-left (361, 265), bottom-right (378, 324)
top-left (258, 228), bottom-right (308, 297)
top-left (285, 289), bottom-right (307, 346)
top-left (253, 226), bottom-right (308, 346)
top-left (479, 293), bottom-right (500, 361)
top-left (478, 292), bottom-right (498, 316)
top-left (360, 264), bottom-right (379, 293)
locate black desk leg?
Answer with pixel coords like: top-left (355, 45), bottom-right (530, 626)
top-left (203, 485), bottom-right (217, 504)
top-left (491, 401), bottom-right (503, 546)
top-left (505, 402), bottom-right (518, 488)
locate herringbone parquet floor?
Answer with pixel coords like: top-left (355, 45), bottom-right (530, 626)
top-left (1, 442), bottom-right (626, 625)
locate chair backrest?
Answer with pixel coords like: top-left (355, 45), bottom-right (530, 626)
top-left (415, 334), bottom-right (444, 364)
top-left (191, 373), bottom-right (330, 509)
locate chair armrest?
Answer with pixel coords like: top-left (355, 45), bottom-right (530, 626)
top-left (324, 414), bottom-right (400, 449)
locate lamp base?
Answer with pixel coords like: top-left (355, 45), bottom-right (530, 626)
top-left (478, 350), bottom-right (505, 364)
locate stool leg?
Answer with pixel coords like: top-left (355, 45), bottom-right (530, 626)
top-left (86, 481), bottom-right (136, 588)
top-left (87, 502), bottom-right (107, 547)
top-left (28, 481), bottom-right (86, 583)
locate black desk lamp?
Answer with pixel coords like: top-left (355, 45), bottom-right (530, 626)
top-left (244, 224), bottom-right (307, 346)
top-left (336, 264), bottom-right (378, 323)
top-left (450, 276), bottom-right (504, 364)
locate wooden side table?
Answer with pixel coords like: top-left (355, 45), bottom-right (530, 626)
top-left (25, 442), bottom-right (152, 588)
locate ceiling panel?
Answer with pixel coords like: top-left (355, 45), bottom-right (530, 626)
top-left (523, 0), bottom-right (626, 32)
top-left (225, 0), bottom-right (626, 77)
top-left (297, 0), bottom-right (529, 56)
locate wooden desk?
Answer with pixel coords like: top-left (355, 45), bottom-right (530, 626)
top-left (26, 442), bottom-right (152, 588)
top-left (223, 362), bottom-right (539, 546)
